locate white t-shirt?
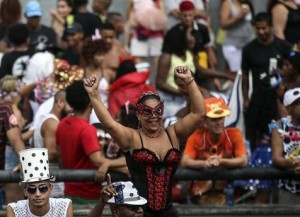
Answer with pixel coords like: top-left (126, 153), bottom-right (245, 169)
top-left (8, 198), bottom-right (71, 217)
top-left (33, 97), bottom-right (54, 147)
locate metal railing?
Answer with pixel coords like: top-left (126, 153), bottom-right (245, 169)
top-left (1, 167), bottom-right (299, 183)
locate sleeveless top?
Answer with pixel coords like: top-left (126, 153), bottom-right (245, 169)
top-left (124, 130), bottom-right (181, 212)
top-left (224, 0), bottom-right (254, 48)
top-left (279, 3), bottom-right (300, 45)
top-left (99, 77), bottom-right (109, 108)
top-left (8, 198), bottom-right (71, 217)
top-left (273, 117), bottom-right (300, 193)
top-left (34, 113), bottom-right (59, 149)
top-left (32, 114), bottom-right (64, 198)
top-left (166, 50), bottom-right (195, 89)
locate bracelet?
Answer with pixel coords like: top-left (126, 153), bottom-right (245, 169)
top-left (185, 78), bottom-right (194, 86)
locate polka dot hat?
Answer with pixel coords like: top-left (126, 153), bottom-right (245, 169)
top-left (19, 148), bottom-right (53, 183)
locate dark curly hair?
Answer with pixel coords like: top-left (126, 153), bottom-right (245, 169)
top-left (284, 50), bottom-right (300, 72)
top-left (81, 36), bottom-right (111, 67)
top-left (66, 80), bottom-right (90, 112)
top-left (8, 23), bottom-right (30, 46)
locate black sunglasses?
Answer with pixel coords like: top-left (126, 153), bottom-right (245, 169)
top-left (27, 184), bottom-right (49, 194)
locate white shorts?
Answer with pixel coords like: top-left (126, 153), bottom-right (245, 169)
top-left (222, 45), bottom-right (242, 72)
top-left (130, 36), bottom-right (163, 57)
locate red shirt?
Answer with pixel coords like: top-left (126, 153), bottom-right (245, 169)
top-left (56, 116), bottom-right (101, 199)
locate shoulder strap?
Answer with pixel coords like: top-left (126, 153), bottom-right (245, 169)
top-left (137, 130), bottom-right (144, 148)
top-left (165, 129), bottom-right (174, 148)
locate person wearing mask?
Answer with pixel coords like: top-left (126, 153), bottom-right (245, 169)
top-left (84, 66), bottom-right (206, 216)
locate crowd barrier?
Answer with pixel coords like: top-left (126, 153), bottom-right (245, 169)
top-left (1, 167), bottom-right (299, 183)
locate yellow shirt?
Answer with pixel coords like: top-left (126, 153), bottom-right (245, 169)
top-left (166, 50), bottom-right (195, 89)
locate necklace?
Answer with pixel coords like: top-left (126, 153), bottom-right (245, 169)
top-left (140, 127), bottom-right (163, 138)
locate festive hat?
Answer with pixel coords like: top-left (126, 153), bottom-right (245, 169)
top-left (19, 148), bottom-right (53, 183)
top-left (107, 181), bottom-right (147, 206)
top-left (283, 88), bottom-right (300, 106)
top-left (179, 0), bottom-right (195, 12)
top-left (25, 0), bottom-right (42, 17)
top-left (204, 97), bottom-right (230, 118)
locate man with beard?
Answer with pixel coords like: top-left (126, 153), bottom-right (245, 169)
top-left (241, 12), bottom-right (292, 203)
top-left (34, 90), bottom-right (73, 198)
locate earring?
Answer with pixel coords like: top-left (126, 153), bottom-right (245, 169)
top-left (138, 120), bottom-right (141, 129)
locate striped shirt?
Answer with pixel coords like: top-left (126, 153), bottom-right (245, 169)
top-left (0, 104), bottom-right (18, 169)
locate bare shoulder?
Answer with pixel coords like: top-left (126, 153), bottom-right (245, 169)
top-left (6, 205), bottom-right (16, 217)
top-left (272, 3), bottom-right (288, 14)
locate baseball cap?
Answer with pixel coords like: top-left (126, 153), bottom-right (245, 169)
top-left (66, 23), bottom-right (83, 34)
top-left (107, 181), bottom-right (147, 206)
top-left (179, 0), bottom-right (195, 12)
top-left (283, 88), bottom-right (300, 106)
top-left (204, 97), bottom-right (230, 118)
top-left (25, 0), bottom-right (42, 17)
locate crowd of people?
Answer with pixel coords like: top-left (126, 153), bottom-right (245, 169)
top-left (0, 0), bottom-right (300, 216)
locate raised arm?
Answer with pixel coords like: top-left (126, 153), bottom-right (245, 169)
top-left (84, 75), bottom-right (134, 151)
top-left (172, 66), bottom-right (206, 139)
top-left (88, 174), bottom-right (117, 217)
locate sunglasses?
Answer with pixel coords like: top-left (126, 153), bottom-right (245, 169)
top-left (27, 184), bottom-right (49, 195)
top-left (137, 102), bottom-right (164, 117)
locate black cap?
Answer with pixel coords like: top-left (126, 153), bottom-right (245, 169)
top-left (66, 23), bottom-right (83, 34)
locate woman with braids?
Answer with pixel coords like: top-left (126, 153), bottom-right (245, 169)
top-left (84, 66), bottom-right (206, 217)
top-left (0, 0), bottom-right (22, 53)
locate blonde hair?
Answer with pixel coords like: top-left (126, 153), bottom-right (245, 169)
top-left (0, 75), bottom-right (20, 93)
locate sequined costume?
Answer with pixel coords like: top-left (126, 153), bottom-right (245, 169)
top-left (125, 130), bottom-right (181, 217)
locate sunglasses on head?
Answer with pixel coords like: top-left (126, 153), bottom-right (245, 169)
top-left (137, 102), bottom-right (164, 117)
top-left (27, 184), bottom-right (49, 195)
